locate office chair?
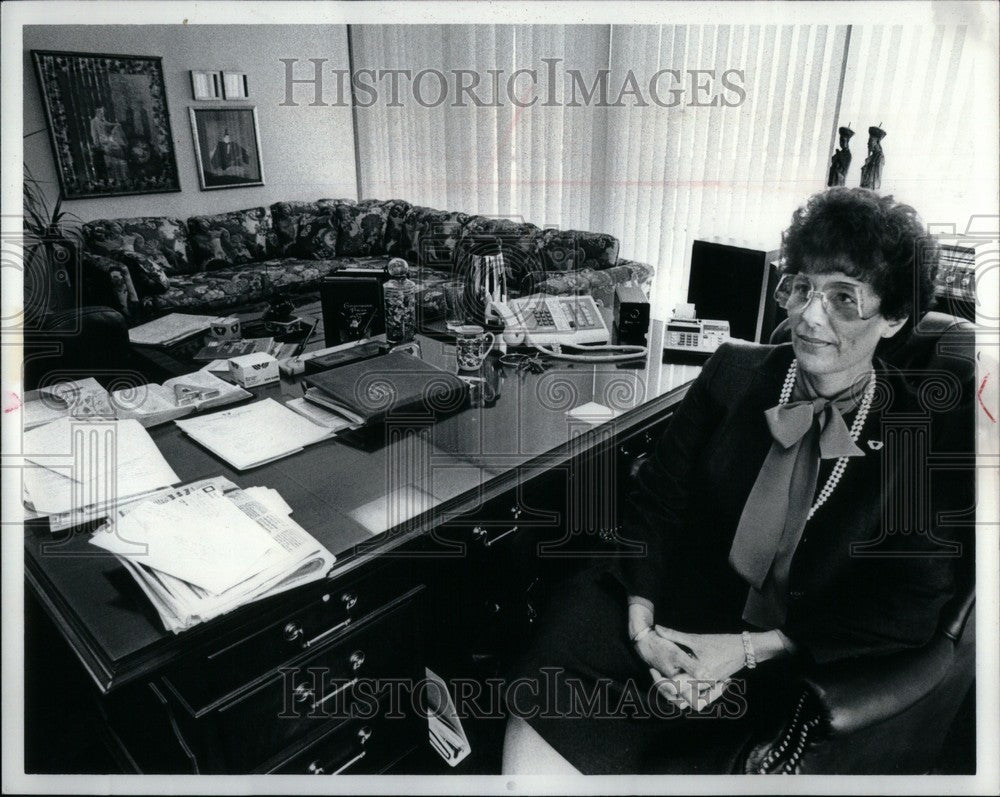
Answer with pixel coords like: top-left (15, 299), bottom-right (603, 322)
top-left (22, 305), bottom-right (133, 392)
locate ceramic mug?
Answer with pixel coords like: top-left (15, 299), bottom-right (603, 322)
top-left (455, 325), bottom-right (496, 371)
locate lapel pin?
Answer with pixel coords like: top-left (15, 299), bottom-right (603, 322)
top-left (867, 440), bottom-right (884, 451)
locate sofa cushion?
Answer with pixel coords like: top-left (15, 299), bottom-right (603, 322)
top-left (533, 229), bottom-right (620, 272)
top-left (530, 260), bottom-right (655, 305)
top-left (147, 266), bottom-right (269, 313)
top-left (403, 206), bottom-right (471, 270)
top-left (316, 198), bottom-right (357, 209)
top-left (330, 201), bottom-right (392, 257)
top-left (113, 250), bottom-right (171, 294)
top-left (83, 216), bottom-right (193, 276)
top-left (257, 256), bottom-right (345, 292)
top-left (270, 201), bottom-right (339, 260)
top-left (187, 206), bottom-right (275, 270)
top-left (357, 198), bottom-right (412, 256)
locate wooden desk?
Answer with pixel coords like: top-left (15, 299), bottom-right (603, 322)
top-left (25, 321), bottom-right (700, 774)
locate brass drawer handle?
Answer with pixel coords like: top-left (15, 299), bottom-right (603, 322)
top-left (349, 650), bottom-right (366, 671)
top-left (341, 591), bottom-right (358, 611)
top-left (307, 760), bottom-right (326, 774)
top-left (284, 622), bottom-right (303, 643)
top-left (476, 525), bottom-right (518, 548)
top-left (301, 617), bottom-right (352, 649)
top-left (311, 677), bottom-right (359, 711)
top-left (331, 749), bottom-right (367, 775)
top-left (357, 725), bottom-right (373, 744)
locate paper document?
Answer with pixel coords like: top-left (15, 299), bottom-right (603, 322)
top-left (90, 479), bottom-right (335, 633)
top-left (425, 667), bottom-right (472, 767)
top-left (24, 378), bottom-right (116, 428)
top-left (175, 398), bottom-right (333, 470)
top-left (94, 490), bottom-right (287, 594)
top-left (22, 418), bottom-right (179, 516)
top-left (285, 397), bottom-right (356, 432)
top-left (128, 313), bottom-right (217, 346)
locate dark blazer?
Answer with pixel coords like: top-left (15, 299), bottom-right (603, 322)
top-left (614, 340), bottom-right (974, 664)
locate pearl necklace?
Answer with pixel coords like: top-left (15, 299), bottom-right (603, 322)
top-left (780, 359), bottom-right (876, 520)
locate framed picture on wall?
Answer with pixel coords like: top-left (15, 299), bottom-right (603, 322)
top-left (189, 106), bottom-right (264, 190)
top-left (190, 70), bottom-right (223, 100)
top-left (32, 50), bottom-right (181, 200)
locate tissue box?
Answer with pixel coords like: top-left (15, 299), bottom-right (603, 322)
top-left (228, 352), bottom-right (279, 388)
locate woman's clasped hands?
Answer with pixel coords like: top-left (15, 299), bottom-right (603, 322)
top-left (635, 626), bottom-right (747, 712)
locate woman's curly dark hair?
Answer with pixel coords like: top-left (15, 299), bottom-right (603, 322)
top-left (779, 187), bottom-right (939, 320)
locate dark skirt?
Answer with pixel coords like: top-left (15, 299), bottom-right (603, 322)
top-left (508, 566), bottom-right (801, 774)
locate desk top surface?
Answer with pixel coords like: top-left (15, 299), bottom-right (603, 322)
top-left (25, 320), bottom-right (701, 691)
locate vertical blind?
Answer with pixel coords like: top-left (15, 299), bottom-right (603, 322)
top-left (598, 24), bottom-right (847, 315)
top-left (351, 25), bottom-right (607, 226)
top-left (351, 23), bottom-right (988, 318)
top-left (836, 23), bottom-right (992, 229)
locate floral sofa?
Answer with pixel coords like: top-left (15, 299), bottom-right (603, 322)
top-left (79, 198), bottom-right (655, 322)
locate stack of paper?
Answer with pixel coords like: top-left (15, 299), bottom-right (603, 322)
top-left (90, 477), bottom-right (335, 633)
top-left (175, 398), bottom-right (334, 470)
top-left (128, 313), bottom-right (218, 347)
top-left (22, 377), bottom-right (116, 430)
top-left (22, 417), bottom-right (180, 526)
top-left (425, 668), bottom-right (472, 767)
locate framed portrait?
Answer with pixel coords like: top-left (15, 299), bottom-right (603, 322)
top-left (32, 50), bottom-right (181, 199)
top-left (189, 106), bottom-right (265, 190)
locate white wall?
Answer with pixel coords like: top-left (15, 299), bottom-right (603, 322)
top-left (23, 25), bottom-right (358, 222)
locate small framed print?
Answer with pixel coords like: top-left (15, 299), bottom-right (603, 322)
top-left (190, 70), bottom-right (222, 100)
top-left (222, 72), bottom-right (249, 100)
top-left (189, 106), bottom-right (264, 190)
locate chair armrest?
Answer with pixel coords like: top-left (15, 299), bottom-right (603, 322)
top-left (802, 636), bottom-right (955, 735)
top-left (23, 305), bottom-right (132, 391)
top-left (80, 252), bottom-right (139, 318)
top-left (745, 636), bottom-right (958, 774)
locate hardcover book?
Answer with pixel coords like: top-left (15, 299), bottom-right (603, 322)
top-left (303, 351), bottom-right (468, 427)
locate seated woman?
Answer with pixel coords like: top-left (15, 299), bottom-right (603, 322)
top-left (502, 187), bottom-right (973, 775)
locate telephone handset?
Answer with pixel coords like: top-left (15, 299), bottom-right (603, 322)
top-left (487, 294), bottom-right (647, 362)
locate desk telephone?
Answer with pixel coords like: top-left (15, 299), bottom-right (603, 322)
top-left (487, 294), bottom-right (647, 362)
top-left (663, 303), bottom-right (731, 358)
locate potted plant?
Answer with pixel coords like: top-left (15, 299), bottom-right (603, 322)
top-left (22, 165), bottom-right (81, 327)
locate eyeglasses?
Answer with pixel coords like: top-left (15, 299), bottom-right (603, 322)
top-left (774, 274), bottom-right (878, 322)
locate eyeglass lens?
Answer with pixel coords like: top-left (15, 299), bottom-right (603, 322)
top-left (775, 275), bottom-right (865, 321)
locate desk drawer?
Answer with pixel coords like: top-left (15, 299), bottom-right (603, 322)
top-left (164, 569), bottom-right (417, 713)
top-left (170, 585), bottom-right (424, 772)
top-left (267, 707), bottom-right (416, 774)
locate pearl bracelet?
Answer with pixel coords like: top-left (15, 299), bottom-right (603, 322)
top-left (630, 625), bottom-right (654, 645)
top-left (741, 630), bottom-right (757, 669)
